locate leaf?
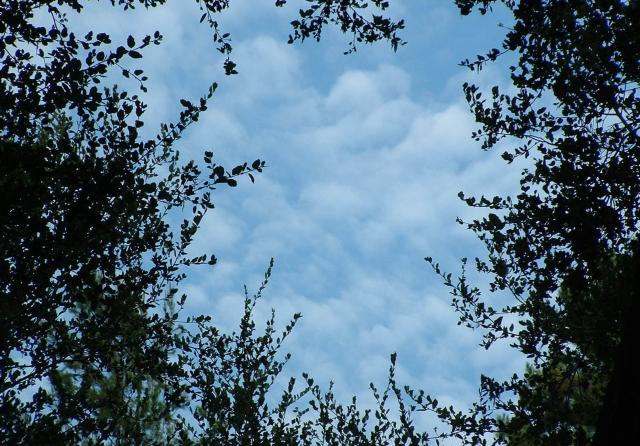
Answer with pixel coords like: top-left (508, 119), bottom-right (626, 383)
top-left (213, 165), bottom-right (225, 178)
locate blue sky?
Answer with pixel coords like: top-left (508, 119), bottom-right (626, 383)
top-left (72, 0), bottom-right (526, 432)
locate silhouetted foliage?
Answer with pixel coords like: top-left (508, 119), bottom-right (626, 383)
top-left (277, 0), bottom-right (405, 54)
top-left (426, 0), bottom-right (640, 444)
top-left (6, 0), bottom-right (636, 444)
top-left (0, 0), bottom-right (266, 441)
top-left (496, 252), bottom-right (634, 445)
top-left (0, 1), bottom-right (418, 444)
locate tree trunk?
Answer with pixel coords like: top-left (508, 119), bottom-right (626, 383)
top-left (591, 242), bottom-right (640, 445)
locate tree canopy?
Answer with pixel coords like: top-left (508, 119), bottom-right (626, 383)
top-left (428, 0), bottom-right (639, 443)
top-left (2, 0), bottom-right (638, 444)
top-left (0, 0), bottom-right (413, 444)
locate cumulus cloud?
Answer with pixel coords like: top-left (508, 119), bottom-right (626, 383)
top-left (70, 0), bottom-right (526, 427)
top-left (182, 32), bottom-right (526, 415)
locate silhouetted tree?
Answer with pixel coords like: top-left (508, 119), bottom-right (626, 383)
top-left (495, 252), bottom-right (635, 445)
top-left (0, 0), bottom-right (410, 444)
top-left (0, 0), bottom-right (253, 438)
top-left (427, 0), bottom-right (639, 443)
top-left (10, 0), bottom-right (636, 444)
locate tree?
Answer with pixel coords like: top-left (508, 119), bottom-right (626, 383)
top-left (496, 252), bottom-right (633, 445)
top-left (0, 1), bottom-right (238, 436)
top-left (46, 251), bottom-right (179, 445)
top-left (9, 0), bottom-right (636, 444)
top-left (0, 0), bottom-right (410, 444)
top-left (426, 0), bottom-right (639, 443)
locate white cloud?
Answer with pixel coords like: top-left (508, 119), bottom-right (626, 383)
top-left (68, 1), bottom-right (527, 434)
top-left (179, 35), bottom-right (525, 415)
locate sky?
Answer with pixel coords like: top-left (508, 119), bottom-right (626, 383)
top-left (71, 0), bottom-right (527, 435)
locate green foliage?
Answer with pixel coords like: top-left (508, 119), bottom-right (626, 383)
top-left (46, 268), bottom-right (178, 445)
top-left (495, 252), bottom-right (635, 445)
